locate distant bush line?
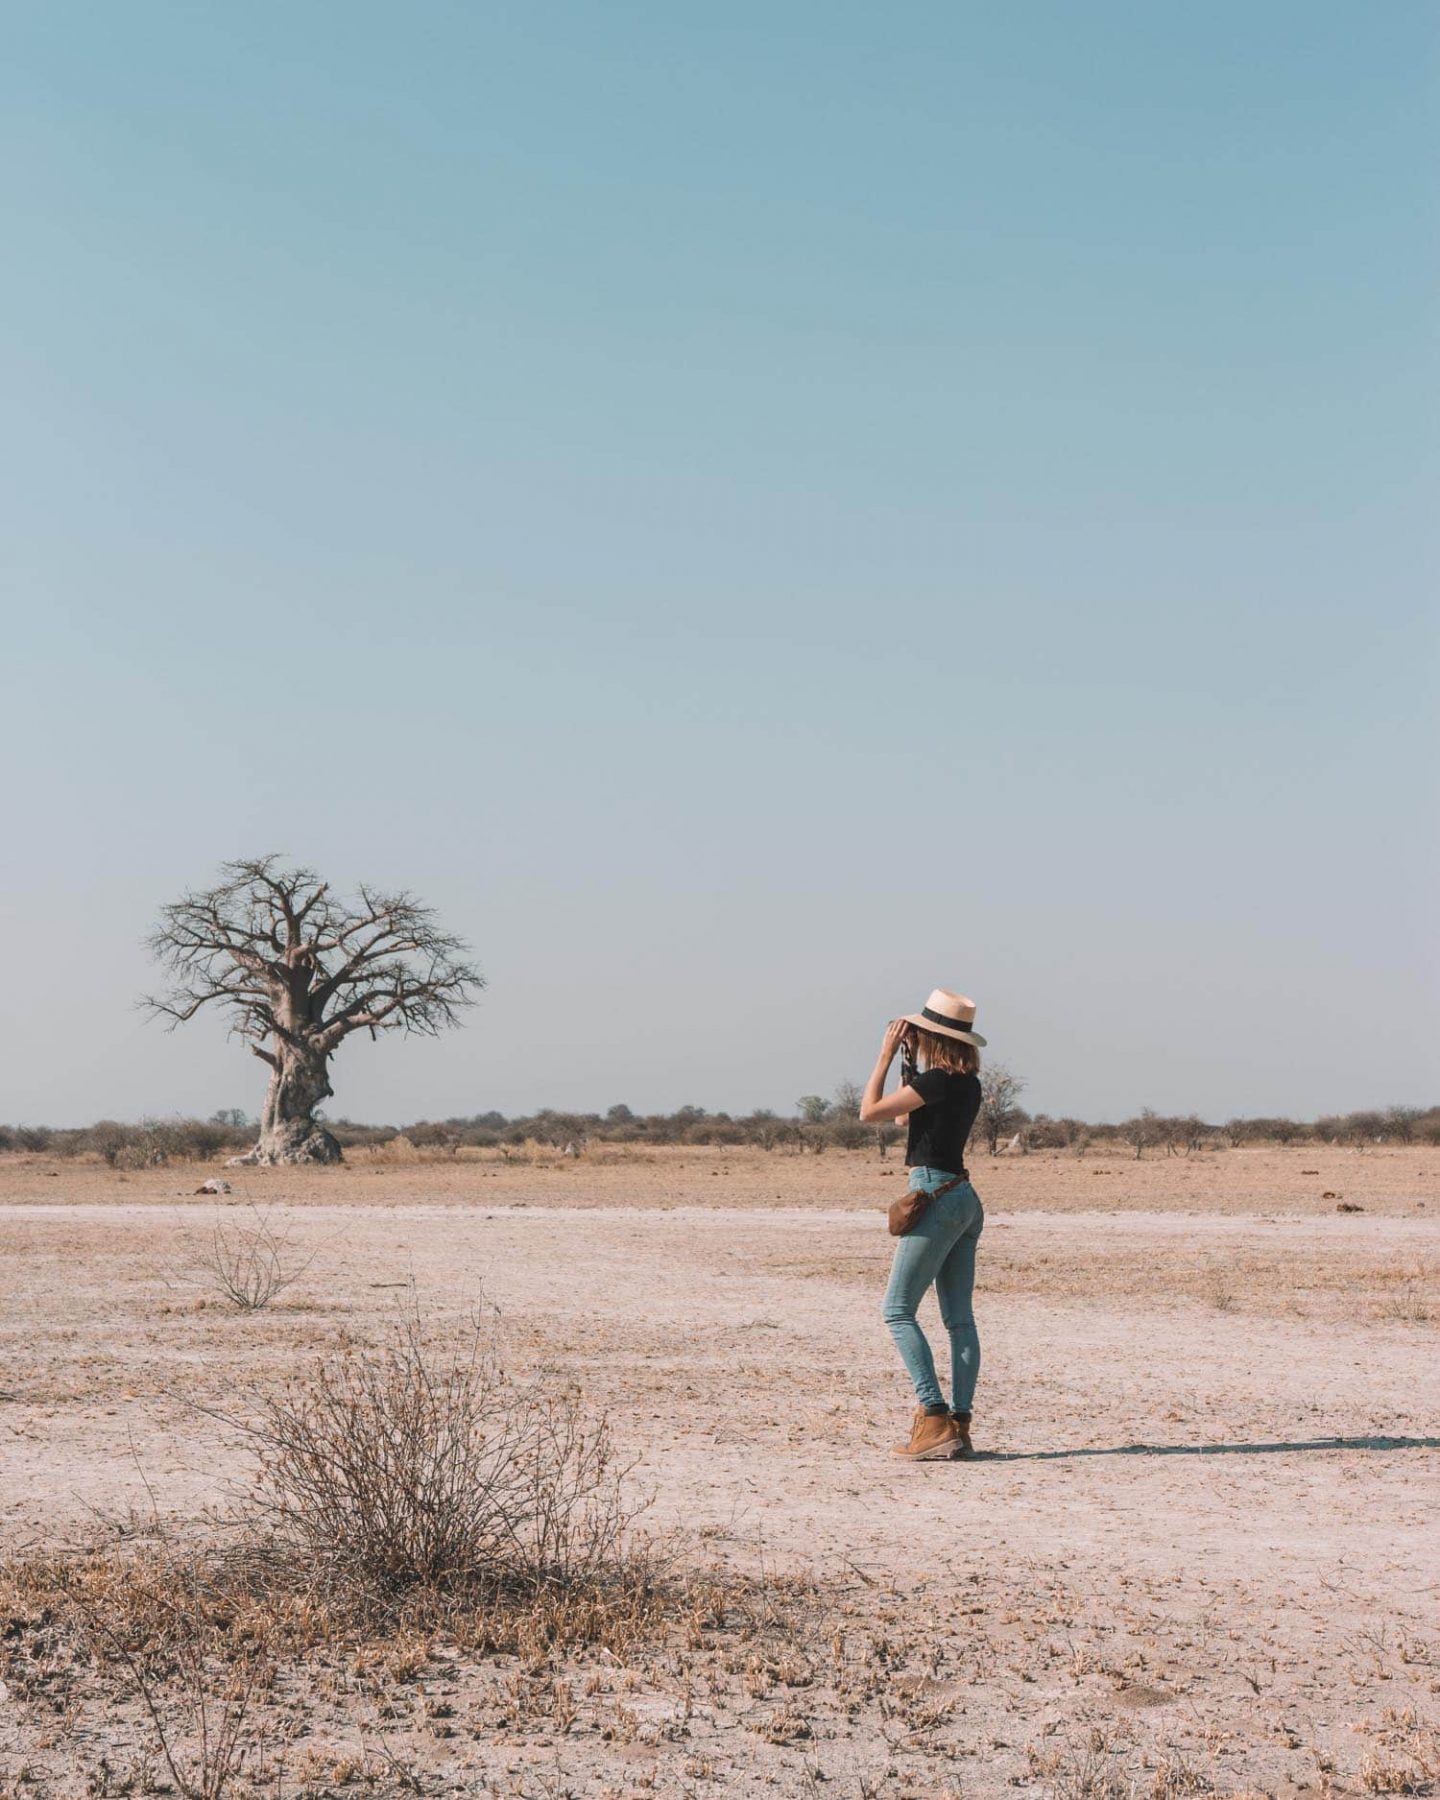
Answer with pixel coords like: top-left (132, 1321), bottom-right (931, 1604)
top-left (2, 1100), bottom-right (1437, 1163)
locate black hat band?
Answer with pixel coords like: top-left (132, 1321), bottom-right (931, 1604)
top-left (920, 1006), bottom-right (977, 1034)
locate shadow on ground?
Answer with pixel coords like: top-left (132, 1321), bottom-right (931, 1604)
top-left (980, 1434), bottom-right (1440, 1462)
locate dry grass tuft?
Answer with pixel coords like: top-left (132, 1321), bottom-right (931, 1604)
top-left (0, 1535), bottom-right (834, 1798)
top-left (1209, 1274), bottom-right (1238, 1313)
top-left (1355, 1706), bottom-right (1440, 1794)
top-left (1, 1549), bottom-right (272, 1800)
top-left (1029, 1741), bottom-right (1289, 1800)
top-left (1028, 1742), bottom-right (1139, 1799)
top-left (1380, 1286), bottom-right (1434, 1326)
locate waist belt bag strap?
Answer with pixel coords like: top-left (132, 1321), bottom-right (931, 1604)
top-left (887, 1170), bottom-right (968, 1238)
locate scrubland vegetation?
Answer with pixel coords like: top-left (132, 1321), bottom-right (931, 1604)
top-left (3, 1098), bottom-right (1436, 1166)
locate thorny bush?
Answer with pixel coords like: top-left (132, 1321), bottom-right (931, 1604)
top-left (189, 1206), bottom-right (316, 1312)
top-left (220, 1303), bottom-right (644, 1602)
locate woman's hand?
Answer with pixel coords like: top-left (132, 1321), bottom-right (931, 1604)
top-left (860, 1019), bottom-right (924, 1122)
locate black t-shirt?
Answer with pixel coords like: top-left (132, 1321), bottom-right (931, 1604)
top-left (904, 1069), bottom-right (981, 1175)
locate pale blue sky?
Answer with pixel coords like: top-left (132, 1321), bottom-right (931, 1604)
top-left (3, 2), bottom-right (1435, 1126)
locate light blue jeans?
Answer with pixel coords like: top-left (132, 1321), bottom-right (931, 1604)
top-left (881, 1167), bottom-right (983, 1414)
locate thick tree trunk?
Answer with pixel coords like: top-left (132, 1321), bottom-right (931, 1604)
top-left (236, 1043), bottom-right (343, 1165)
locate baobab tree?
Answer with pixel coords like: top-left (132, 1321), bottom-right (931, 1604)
top-left (145, 857), bottom-right (482, 1165)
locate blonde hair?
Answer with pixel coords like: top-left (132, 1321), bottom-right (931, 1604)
top-left (913, 1026), bottom-right (981, 1077)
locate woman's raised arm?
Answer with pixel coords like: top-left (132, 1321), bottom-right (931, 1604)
top-left (858, 1020), bottom-right (926, 1123)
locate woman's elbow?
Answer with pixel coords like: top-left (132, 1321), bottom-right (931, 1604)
top-left (858, 1101), bottom-right (882, 1124)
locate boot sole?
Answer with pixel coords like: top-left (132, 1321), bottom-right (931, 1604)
top-left (892, 1439), bottom-right (966, 1461)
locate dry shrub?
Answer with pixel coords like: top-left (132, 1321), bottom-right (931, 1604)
top-left (226, 1303), bottom-right (644, 1604)
top-left (107, 1118), bottom-right (244, 1168)
top-left (97, 1628), bottom-right (263, 1800)
top-left (190, 1206), bottom-right (317, 1311)
top-left (7, 1303), bottom-right (655, 1644)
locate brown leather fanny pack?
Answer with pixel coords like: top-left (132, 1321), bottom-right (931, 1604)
top-left (887, 1169), bottom-right (969, 1237)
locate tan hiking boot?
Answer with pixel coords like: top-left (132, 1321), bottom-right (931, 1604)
top-left (891, 1406), bottom-right (962, 1461)
top-left (951, 1412), bottom-right (975, 1458)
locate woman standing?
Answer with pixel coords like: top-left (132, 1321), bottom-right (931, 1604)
top-left (859, 989), bottom-right (986, 1461)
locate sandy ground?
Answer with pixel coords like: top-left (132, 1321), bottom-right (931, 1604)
top-left (1, 1146), bottom-right (1436, 1797)
top-left (5, 1139), bottom-right (1434, 1215)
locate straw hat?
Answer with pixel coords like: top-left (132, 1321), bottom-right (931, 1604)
top-left (902, 989), bottom-right (987, 1048)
